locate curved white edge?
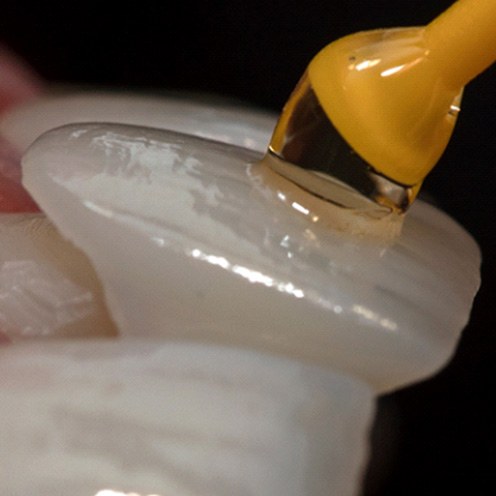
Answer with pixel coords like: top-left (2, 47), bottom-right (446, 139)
top-left (0, 91), bottom-right (277, 154)
top-left (21, 123), bottom-right (481, 393)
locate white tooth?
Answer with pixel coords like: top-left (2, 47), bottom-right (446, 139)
top-left (22, 123), bottom-right (480, 393)
top-left (0, 92), bottom-right (276, 154)
top-left (0, 213), bottom-right (117, 339)
top-left (0, 340), bottom-right (374, 496)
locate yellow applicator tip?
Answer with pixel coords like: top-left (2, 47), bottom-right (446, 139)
top-left (268, 0), bottom-right (496, 214)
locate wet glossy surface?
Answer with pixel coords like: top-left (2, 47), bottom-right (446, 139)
top-left (23, 123), bottom-right (480, 392)
top-left (268, 75), bottom-right (414, 213)
top-left (308, 28), bottom-right (462, 186)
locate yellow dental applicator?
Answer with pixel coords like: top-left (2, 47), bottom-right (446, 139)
top-left (268, 0), bottom-right (496, 214)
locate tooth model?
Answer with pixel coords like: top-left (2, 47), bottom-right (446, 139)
top-left (0, 0), bottom-right (490, 494)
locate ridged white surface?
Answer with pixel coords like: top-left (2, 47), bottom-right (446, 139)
top-left (0, 340), bottom-right (373, 496)
top-left (0, 92), bottom-right (276, 153)
top-left (22, 123), bottom-right (481, 392)
top-left (0, 213), bottom-right (116, 339)
top-left (0, 91), bottom-right (481, 496)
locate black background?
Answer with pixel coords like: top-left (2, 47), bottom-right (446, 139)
top-left (1, 1), bottom-right (495, 494)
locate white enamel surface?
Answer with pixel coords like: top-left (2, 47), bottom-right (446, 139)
top-left (0, 92), bottom-right (276, 153)
top-left (22, 123), bottom-right (481, 392)
top-left (0, 340), bottom-right (373, 496)
top-left (0, 213), bottom-right (116, 339)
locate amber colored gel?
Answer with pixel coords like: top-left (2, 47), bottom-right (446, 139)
top-left (307, 0), bottom-right (496, 187)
